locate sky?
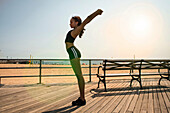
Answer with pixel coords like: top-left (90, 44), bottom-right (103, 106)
top-left (0, 0), bottom-right (170, 59)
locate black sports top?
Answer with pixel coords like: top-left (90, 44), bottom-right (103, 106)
top-left (65, 30), bottom-right (75, 43)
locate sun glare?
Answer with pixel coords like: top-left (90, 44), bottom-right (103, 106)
top-left (120, 3), bottom-right (163, 45)
top-left (130, 15), bottom-right (151, 37)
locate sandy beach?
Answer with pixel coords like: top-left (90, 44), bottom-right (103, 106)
top-left (0, 64), bottom-right (100, 85)
top-left (0, 64), bottom-right (161, 86)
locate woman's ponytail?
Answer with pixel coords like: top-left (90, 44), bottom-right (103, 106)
top-left (79, 28), bottom-right (85, 38)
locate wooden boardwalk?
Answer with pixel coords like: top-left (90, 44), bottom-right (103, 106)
top-left (0, 78), bottom-right (169, 113)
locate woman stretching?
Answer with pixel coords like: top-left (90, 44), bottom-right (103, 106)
top-left (65, 9), bottom-right (103, 106)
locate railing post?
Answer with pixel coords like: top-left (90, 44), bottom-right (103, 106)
top-left (168, 68), bottom-right (170, 80)
top-left (39, 60), bottom-right (42, 84)
top-left (89, 60), bottom-right (91, 82)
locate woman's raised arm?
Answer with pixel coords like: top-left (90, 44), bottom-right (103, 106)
top-left (71, 9), bottom-right (103, 38)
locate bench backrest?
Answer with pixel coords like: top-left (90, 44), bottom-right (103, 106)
top-left (140, 60), bottom-right (170, 70)
top-left (102, 59), bottom-right (142, 71)
top-left (102, 59), bottom-right (170, 71)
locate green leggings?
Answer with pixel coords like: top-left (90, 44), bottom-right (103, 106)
top-left (70, 58), bottom-right (85, 100)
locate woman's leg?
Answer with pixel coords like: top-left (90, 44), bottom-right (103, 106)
top-left (70, 58), bottom-right (85, 101)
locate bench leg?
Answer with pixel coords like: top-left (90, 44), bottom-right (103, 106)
top-left (158, 77), bottom-right (162, 85)
top-left (158, 74), bottom-right (164, 85)
top-left (138, 77), bottom-right (142, 89)
top-left (158, 74), bottom-right (170, 85)
top-left (97, 76), bottom-right (103, 89)
top-left (139, 80), bottom-right (142, 89)
top-left (97, 79), bottom-right (101, 88)
top-left (130, 79), bottom-right (133, 87)
top-left (131, 76), bottom-right (142, 88)
top-left (130, 76), bottom-right (136, 87)
top-left (97, 77), bottom-right (107, 91)
top-left (103, 79), bottom-right (107, 92)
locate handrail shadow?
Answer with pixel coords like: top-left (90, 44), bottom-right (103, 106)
top-left (42, 105), bottom-right (80, 113)
top-left (90, 85), bottom-right (170, 98)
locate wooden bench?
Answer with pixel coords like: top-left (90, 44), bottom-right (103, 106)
top-left (96, 59), bottom-right (170, 91)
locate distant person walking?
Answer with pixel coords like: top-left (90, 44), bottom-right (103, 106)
top-left (65, 9), bottom-right (103, 106)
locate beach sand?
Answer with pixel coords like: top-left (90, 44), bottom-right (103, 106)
top-left (0, 64), bottom-right (99, 85)
top-left (0, 64), bottom-right (161, 86)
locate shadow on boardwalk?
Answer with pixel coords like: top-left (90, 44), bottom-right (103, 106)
top-left (43, 105), bottom-right (80, 113)
top-left (90, 85), bottom-right (170, 98)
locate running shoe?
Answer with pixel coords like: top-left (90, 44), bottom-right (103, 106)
top-left (72, 97), bottom-right (86, 106)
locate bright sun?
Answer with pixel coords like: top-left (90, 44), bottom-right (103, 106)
top-left (120, 3), bottom-right (163, 45)
top-left (129, 15), bottom-right (151, 38)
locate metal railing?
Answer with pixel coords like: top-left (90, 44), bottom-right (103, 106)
top-left (0, 59), bottom-right (103, 85)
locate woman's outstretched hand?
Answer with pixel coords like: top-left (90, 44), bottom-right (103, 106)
top-left (97, 9), bottom-right (103, 15)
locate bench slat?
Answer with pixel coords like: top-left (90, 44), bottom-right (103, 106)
top-left (97, 72), bottom-right (167, 77)
top-left (97, 73), bottom-right (131, 77)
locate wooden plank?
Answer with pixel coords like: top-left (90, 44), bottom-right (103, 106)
top-left (34, 79), bottom-right (169, 113)
top-left (0, 85), bottom-right (66, 107)
top-left (47, 85), bottom-right (96, 113)
top-left (157, 83), bottom-right (169, 113)
top-left (119, 94), bottom-right (134, 113)
top-left (91, 93), bottom-right (117, 113)
top-left (0, 87), bottom-right (38, 98)
top-left (148, 79), bottom-right (154, 113)
top-left (0, 85), bottom-right (78, 112)
top-left (126, 93), bottom-right (138, 113)
top-left (153, 78), bottom-right (161, 113)
top-left (133, 83), bottom-right (145, 112)
top-left (73, 81), bottom-right (128, 113)
top-left (140, 80), bottom-right (149, 113)
top-left (117, 81), bottom-right (139, 113)
top-left (92, 82), bottom-right (129, 113)
top-left (92, 83), bottom-right (128, 112)
top-left (103, 85), bottom-right (130, 113)
top-left (157, 90), bottom-right (168, 113)
top-left (1, 78), bottom-right (169, 113)
top-left (126, 82), bottom-right (139, 113)
top-left (140, 111), bottom-right (147, 113)
top-left (18, 83), bottom-right (96, 113)
top-left (75, 88), bottom-right (115, 112)
top-left (0, 87), bottom-right (25, 96)
top-left (114, 87), bottom-right (134, 113)
top-left (93, 82), bottom-right (129, 113)
top-left (0, 83), bottom-right (94, 113)
top-left (164, 80), bottom-right (170, 100)
top-left (31, 82), bottom-right (98, 113)
top-left (160, 82), bottom-right (170, 113)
